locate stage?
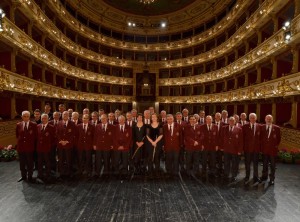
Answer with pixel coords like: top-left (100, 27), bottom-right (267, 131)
top-left (0, 161), bottom-right (299, 222)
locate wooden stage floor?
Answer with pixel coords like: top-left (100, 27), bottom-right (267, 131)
top-left (0, 161), bottom-right (299, 222)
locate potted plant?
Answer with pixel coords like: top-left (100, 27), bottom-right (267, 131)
top-left (0, 145), bottom-right (18, 162)
top-left (291, 148), bottom-right (300, 164)
top-left (278, 148), bottom-right (293, 163)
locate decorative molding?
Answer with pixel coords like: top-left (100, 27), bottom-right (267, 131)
top-left (157, 72), bottom-right (300, 103)
top-left (0, 68), bottom-right (133, 103)
top-left (281, 127), bottom-right (300, 149)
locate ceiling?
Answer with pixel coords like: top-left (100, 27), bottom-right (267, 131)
top-left (102, 0), bottom-right (196, 16)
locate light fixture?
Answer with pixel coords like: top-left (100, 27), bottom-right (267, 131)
top-left (0, 8), bottom-right (5, 32)
top-left (283, 21), bottom-right (290, 30)
top-left (139, 0), bottom-right (156, 4)
top-left (284, 31), bottom-right (291, 41)
top-left (128, 22), bottom-right (136, 27)
top-left (161, 22), bottom-right (166, 28)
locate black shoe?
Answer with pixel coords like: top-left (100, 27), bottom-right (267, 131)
top-left (253, 177), bottom-right (261, 183)
top-left (269, 180), bottom-right (274, 186)
top-left (260, 177), bottom-right (267, 182)
top-left (28, 177), bottom-right (35, 183)
top-left (231, 177), bottom-right (237, 182)
top-left (17, 177), bottom-right (26, 182)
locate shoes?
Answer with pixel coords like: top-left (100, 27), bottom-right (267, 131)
top-left (260, 177), bottom-right (267, 182)
top-left (269, 180), bottom-right (274, 185)
top-left (253, 177), bottom-right (261, 183)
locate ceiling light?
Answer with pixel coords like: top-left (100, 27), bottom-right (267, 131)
top-left (139, 0), bottom-right (156, 4)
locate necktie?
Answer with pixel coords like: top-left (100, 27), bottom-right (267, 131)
top-left (170, 125), bottom-right (173, 136)
top-left (64, 122), bottom-right (67, 128)
top-left (121, 125), bottom-right (124, 133)
top-left (209, 125), bottom-right (211, 131)
top-left (229, 126), bottom-right (233, 135)
top-left (24, 123), bottom-right (28, 131)
top-left (84, 124), bottom-right (87, 133)
top-left (42, 125), bottom-right (45, 131)
top-left (251, 124), bottom-right (255, 135)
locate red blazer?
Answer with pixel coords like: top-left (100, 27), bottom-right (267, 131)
top-left (113, 124), bottom-right (132, 151)
top-left (72, 119), bottom-right (82, 126)
top-left (221, 125), bottom-right (243, 155)
top-left (183, 124), bottom-right (202, 151)
top-left (56, 120), bottom-right (77, 149)
top-left (90, 120), bottom-right (100, 127)
top-left (37, 124), bottom-right (55, 152)
top-left (163, 123), bottom-right (182, 152)
top-left (201, 124), bottom-right (218, 151)
top-left (214, 121), bottom-right (225, 147)
top-left (16, 121), bottom-right (37, 152)
top-left (242, 123), bottom-right (262, 153)
top-left (76, 123), bottom-right (94, 150)
top-left (261, 124), bottom-right (281, 156)
top-left (240, 121), bottom-right (249, 127)
top-left (235, 123), bottom-right (242, 128)
top-left (93, 123), bottom-right (115, 151)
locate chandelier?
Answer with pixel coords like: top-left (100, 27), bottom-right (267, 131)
top-left (139, 0), bottom-right (157, 4)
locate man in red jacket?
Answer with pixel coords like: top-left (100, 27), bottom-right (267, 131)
top-left (221, 117), bottom-right (243, 181)
top-left (56, 111), bottom-right (77, 179)
top-left (163, 114), bottom-right (182, 177)
top-left (93, 114), bottom-right (115, 178)
top-left (113, 115), bottom-right (132, 178)
top-left (201, 115), bottom-right (218, 178)
top-left (77, 114), bottom-right (94, 178)
top-left (214, 112), bottom-right (226, 176)
top-left (16, 111), bottom-right (38, 182)
top-left (260, 115), bottom-right (281, 185)
top-left (48, 111), bottom-right (60, 173)
top-left (242, 113), bottom-right (262, 184)
top-left (183, 115), bottom-right (201, 178)
top-left (36, 114), bottom-right (55, 182)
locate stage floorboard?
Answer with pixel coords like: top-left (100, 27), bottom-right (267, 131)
top-left (0, 161), bottom-right (300, 222)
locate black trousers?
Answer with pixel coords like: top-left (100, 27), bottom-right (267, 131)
top-left (224, 152), bottom-right (239, 178)
top-left (37, 151), bottom-right (51, 178)
top-left (113, 151), bottom-right (129, 175)
top-left (202, 150), bottom-right (216, 175)
top-left (18, 151), bottom-right (34, 179)
top-left (165, 151), bottom-right (179, 175)
top-left (95, 150), bottom-right (111, 176)
top-left (262, 154), bottom-right (276, 181)
top-left (216, 150), bottom-right (224, 173)
top-left (179, 146), bottom-right (186, 171)
top-left (146, 144), bottom-right (161, 173)
top-left (58, 148), bottom-right (72, 176)
top-left (50, 146), bottom-right (57, 172)
top-left (77, 149), bottom-right (92, 174)
top-left (185, 150), bottom-right (200, 176)
top-left (244, 152), bottom-right (259, 179)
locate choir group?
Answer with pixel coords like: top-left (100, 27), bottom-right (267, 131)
top-left (16, 104), bottom-right (281, 185)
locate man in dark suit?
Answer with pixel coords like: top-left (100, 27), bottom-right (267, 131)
top-left (16, 111), bottom-right (37, 182)
top-left (260, 115), bottom-right (281, 185)
top-left (125, 111), bottom-right (135, 128)
top-left (108, 112), bottom-right (117, 125)
top-left (36, 114), bottom-right (55, 182)
top-left (43, 103), bottom-right (53, 120)
top-left (71, 112), bottom-right (82, 125)
top-left (240, 113), bottom-right (248, 126)
top-left (94, 114), bottom-right (115, 178)
top-left (242, 113), bottom-right (262, 184)
top-left (160, 110), bottom-right (167, 124)
top-left (175, 112), bottom-right (186, 174)
top-left (113, 115), bottom-right (132, 178)
top-left (214, 112), bottom-right (225, 176)
top-left (56, 111), bottom-right (77, 179)
top-left (90, 111), bottom-right (100, 126)
top-left (201, 115), bottom-right (218, 178)
top-left (48, 111), bottom-right (60, 172)
top-left (221, 110), bottom-right (228, 124)
top-left (77, 114), bottom-right (94, 178)
top-left (199, 110), bottom-right (205, 125)
top-left (183, 115), bottom-right (202, 178)
top-left (221, 117), bottom-right (243, 182)
top-left (182, 108), bottom-right (189, 123)
top-left (163, 114), bottom-right (182, 177)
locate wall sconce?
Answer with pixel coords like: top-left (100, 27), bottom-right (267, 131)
top-left (0, 8), bottom-right (6, 32)
top-left (283, 20), bottom-right (291, 42)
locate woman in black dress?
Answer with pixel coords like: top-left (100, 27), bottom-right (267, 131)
top-left (132, 113), bottom-right (146, 174)
top-left (146, 113), bottom-right (163, 176)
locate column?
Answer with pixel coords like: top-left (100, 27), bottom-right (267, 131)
top-left (11, 48), bottom-right (17, 72)
top-left (234, 104), bottom-right (237, 114)
top-left (41, 67), bottom-right (46, 82)
top-left (28, 21), bottom-right (33, 37)
top-left (224, 80), bottom-right (228, 91)
top-left (234, 48), bottom-right (239, 60)
top-left (10, 3), bottom-right (16, 23)
top-left (289, 98), bottom-right (298, 128)
top-left (272, 102), bottom-right (276, 124)
top-left (63, 77), bottom-right (67, 88)
top-left (28, 97), bottom-right (33, 113)
top-left (234, 76), bottom-right (238, 89)
top-left (257, 30), bottom-right (262, 45)
top-left (75, 79), bottom-right (78, 91)
top-left (225, 55), bottom-right (229, 66)
top-left (244, 71), bottom-right (248, 87)
top-left (53, 72), bottom-right (57, 85)
top-left (41, 100), bottom-right (45, 111)
top-left (244, 104), bottom-right (248, 115)
top-left (295, 0), bottom-right (300, 16)
top-left (244, 41), bottom-right (250, 53)
top-left (41, 34), bottom-right (46, 48)
top-left (272, 16), bottom-right (279, 34)
top-left (256, 103), bottom-right (261, 122)
top-left (28, 59), bottom-right (33, 78)
top-left (10, 93), bottom-right (16, 119)
top-left (271, 57), bottom-right (277, 79)
top-left (291, 47), bottom-right (299, 73)
top-left (256, 65), bottom-right (261, 83)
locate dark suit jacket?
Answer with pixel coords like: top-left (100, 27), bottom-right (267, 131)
top-left (183, 124), bottom-right (201, 151)
top-left (77, 123), bottom-right (94, 150)
top-left (242, 123), bottom-right (262, 153)
top-left (93, 123), bottom-right (115, 151)
top-left (113, 124), bottom-right (132, 151)
top-left (163, 123), bottom-right (182, 152)
top-left (37, 124), bottom-right (55, 152)
top-left (56, 120), bottom-right (76, 149)
top-left (221, 125), bottom-right (243, 155)
top-left (261, 124), bottom-right (281, 156)
top-left (201, 124), bottom-right (218, 151)
top-left (16, 121), bottom-right (37, 152)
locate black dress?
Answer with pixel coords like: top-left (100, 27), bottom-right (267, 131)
top-left (132, 124), bottom-right (146, 171)
top-left (146, 123), bottom-right (163, 173)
